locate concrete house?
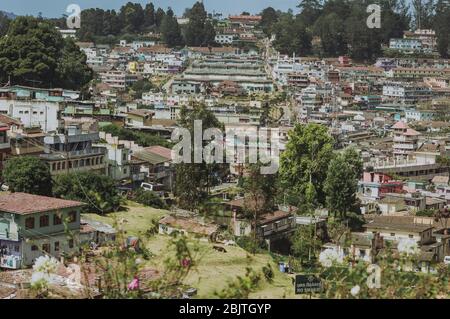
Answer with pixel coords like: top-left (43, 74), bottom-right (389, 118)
top-left (0, 193), bottom-right (84, 269)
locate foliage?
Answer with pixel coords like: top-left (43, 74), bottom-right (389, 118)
top-left (0, 16), bottom-right (92, 90)
top-left (148, 234), bottom-right (200, 298)
top-left (272, 12), bottom-right (312, 56)
top-left (324, 148), bottom-right (362, 218)
top-left (174, 104), bottom-right (227, 210)
top-left (132, 188), bottom-right (167, 209)
top-left (236, 236), bottom-right (267, 254)
top-left (183, 2), bottom-right (216, 47)
top-left (262, 263), bottom-right (274, 283)
top-left (53, 172), bottom-right (121, 214)
top-left (3, 156), bottom-right (53, 196)
top-left (291, 225), bottom-right (323, 266)
top-left (0, 11), bottom-right (10, 37)
top-left (435, 0), bottom-right (450, 58)
top-left (160, 8), bottom-right (184, 47)
top-left (279, 123), bottom-right (334, 209)
top-left (317, 249), bottom-right (449, 299)
top-left (214, 267), bottom-right (263, 299)
top-left (100, 124), bottom-right (172, 148)
top-left (130, 79), bottom-right (154, 99)
top-left (259, 7), bottom-right (279, 36)
top-left (242, 162), bottom-right (278, 250)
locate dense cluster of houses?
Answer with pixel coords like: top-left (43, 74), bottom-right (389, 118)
top-left (0, 14), bottom-right (449, 288)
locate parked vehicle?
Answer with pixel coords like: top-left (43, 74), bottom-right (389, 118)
top-left (141, 182), bottom-right (164, 192)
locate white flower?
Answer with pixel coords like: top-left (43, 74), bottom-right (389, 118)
top-left (135, 258), bottom-right (143, 265)
top-left (397, 238), bottom-right (419, 256)
top-left (319, 249), bottom-right (344, 268)
top-left (350, 285), bottom-right (360, 297)
top-left (31, 272), bottom-right (50, 285)
top-left (32, 255), bottom-right (59, 274)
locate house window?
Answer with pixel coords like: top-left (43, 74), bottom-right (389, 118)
top-left (68, 239), bottom-right (74, 248)
top-left (31, 245), bottom-right (38, 251)
top-left (14, 245), bottom-right (19, 252)
top-left (25, 217), bottom-right (35, 230)
top-left (68, 211), bottom-right (77, 223)
top-left (409, 234), bottom-right (414, 238)
top-left (390, 233), bottom-right (395, 237)
top-left (40, 215), bottom-right (49, 227)
top-left (54, 241), bottom-right (60, 252)
top-left (42, 243), bottom-right (50, 253)
top-left (53, 214), bottom-right (62, 225)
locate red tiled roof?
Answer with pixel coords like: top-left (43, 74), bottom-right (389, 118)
top-left (144, 145), bottom-right (172, 160)
top-left (392, 121), bottom-right (408, 129)
top-left (0, 193), bottom-right (85, 215)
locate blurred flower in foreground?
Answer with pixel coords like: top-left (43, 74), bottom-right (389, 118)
top-left (350, 285), bottom-right (360, 297)
top-left (397, 238), bottom-right (419, 256)
top-left (319, 249), bottom-right (343, 268)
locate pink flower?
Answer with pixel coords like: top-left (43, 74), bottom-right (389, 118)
top-left (128, 277), bottom-right (139, 291)
top-left (181, 258), bottom-right (191, 268)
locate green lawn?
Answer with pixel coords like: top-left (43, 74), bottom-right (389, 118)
top-left (83, 201), bottom-right (301, 299)
top-left (81, 201), bottom-right (169, 236)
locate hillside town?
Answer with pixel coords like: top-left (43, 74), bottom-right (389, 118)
top-left (0, 0), bottom-right (449, 300)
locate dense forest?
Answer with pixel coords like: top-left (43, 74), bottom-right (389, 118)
top-left (262, 0), bottom-right (450, 60)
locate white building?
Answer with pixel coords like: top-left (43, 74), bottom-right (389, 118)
top-left (215, 34), bottom-right (237, 45)
top-left (0, 100), bottom-right (61, 132)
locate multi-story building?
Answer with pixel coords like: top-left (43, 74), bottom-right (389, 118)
top-left (358, 172), bottom-right (404, 199)
top-left (0, 85), bottom-right (79, 133)
top-left (0, 193), bottom-right (84, 269)
top-left (392, 121), bottom-right (421, 157)
top-left (382, 82), bottom-right (432, 105)
top-left (40, 125), bottom-right (107, 176)
top-left (389, 38), bottom-right (424, 53)
top-left (215, 34), bottom-right (237, 45)
top-left (99, 70), bottom-right (139, 90)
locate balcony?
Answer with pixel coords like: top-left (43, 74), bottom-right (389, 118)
top-left (41, 147), bottom-right (105, 161)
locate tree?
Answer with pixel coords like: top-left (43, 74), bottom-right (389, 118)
top-left (155, 8), bottom-right (165, 28)
top-left (242, 162), bottom-right (277, 251)
top-left (174, 104), bottom-right (226, 210)
top-left (272, 13), bottom-right (312, 56)
top-left (324, 151), bottom-right (360, 219)
top-left (53, 172), bottom-right (121, 214)
top-left (56, 38), bottom-right (94, 90)
top-left (0, 16), bottom-right (93, 90)
top-left (119, 2), bottom-right (145, 34)
top-left (435, 0), bottom-right (450, 58)
top-left (298, 0), bottom-right (323, 26)
top-left (313, 13), bottom-right (347, 56)
top-left (291, 225), bottom-right (322, 265)
top-left (343, 2), bottom-right (382, 61)
top-left (160, 8), bottom-right (184, 47)
top-left (184, 2), bottom-right (215, 46)
top-left (3, 156), bottom-right (52, 196)
top-left (130, 78), bottom-right (154, 99)
top-left (259, 7), bottom-right (279, 36)
top-left (279, 123), bottom-right (334, 210)
top-left (412, 0), bottom-right (436, 29)
top-left (143, 2), bottom-right (156, 29)
top-left (0, 12), bottom-right (10, 37)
